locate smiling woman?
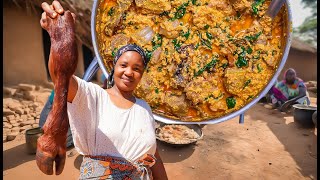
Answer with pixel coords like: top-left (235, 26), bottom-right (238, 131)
top-left (107, 44), bottom-right (147, 91)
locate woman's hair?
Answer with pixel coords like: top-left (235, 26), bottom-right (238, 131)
top-left (107, 44), bottom-right (148, 88)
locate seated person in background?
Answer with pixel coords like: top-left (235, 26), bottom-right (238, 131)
top-left (268, 68), bottom-right (310, 111)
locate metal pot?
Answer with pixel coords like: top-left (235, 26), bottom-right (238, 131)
top-left (292, 104), bottom-right (317, 128)
top-left (85, 0), bottom-right (293, 124)
top-left (25, 127), bottom-right (43, 154)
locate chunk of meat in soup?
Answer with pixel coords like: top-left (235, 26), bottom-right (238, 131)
top-left (164, 93), bottom-right (188, 117)
top-left (103, 0), bottom-right (133, 36)
top-left (185, 76), bottom-right (219, 105)
top-left (135, 74), bottom-right (153, 97)
top-left (224, 68), bottom-right (247, 95)
top-left (159, 20), bottom-right (181, 39)
top-left (110, 34), bottom-right (131, 50)
top-left (207, 0), bottom-right (234, 14)
top-left (135, 0), bottom-right (171, 13)
top-left (228, 0), bottom-right (251, 12)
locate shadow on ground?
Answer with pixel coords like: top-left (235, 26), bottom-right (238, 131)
top-left (157, 140), bottom-right (196, 163)
top-left (247, 104), bottom-right (317, 179)
top-left (3, 143), bottom-right (35, 171)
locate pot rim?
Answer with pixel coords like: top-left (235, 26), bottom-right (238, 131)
top-left (293, 104), bottom-right (317, 111)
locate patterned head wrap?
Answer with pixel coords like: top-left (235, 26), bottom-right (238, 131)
top-left (107, 44), bottom-right (148, 88)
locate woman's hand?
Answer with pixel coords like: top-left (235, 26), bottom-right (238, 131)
top-left (40, 0), bottom-right (76, 31)
top-left (39, 0), bottom-right (79, 103)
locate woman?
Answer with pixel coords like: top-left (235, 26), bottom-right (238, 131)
top-left (40, 1), bottom-right (168, 179)
top-left (269, 68), bottom-right (310, 111)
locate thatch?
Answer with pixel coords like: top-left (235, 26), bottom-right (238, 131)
top-left (7, 0), bottom-right (94, 50)
top-left (291, 37), bottom-right (317, 54)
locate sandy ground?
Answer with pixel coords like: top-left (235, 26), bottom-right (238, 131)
top-left (3, 98), bottom-right (317, 180)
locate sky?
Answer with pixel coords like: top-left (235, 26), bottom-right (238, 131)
top-left (290, 0), bottom-right (313, 28)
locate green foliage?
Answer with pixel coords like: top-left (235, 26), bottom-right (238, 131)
top-left (294, 0), bottom-right (317, 47)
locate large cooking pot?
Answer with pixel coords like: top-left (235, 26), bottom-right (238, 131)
top-left (84, 0), bottom-right (293, 124)
top-left (292, 104), bottom-right (317, 128)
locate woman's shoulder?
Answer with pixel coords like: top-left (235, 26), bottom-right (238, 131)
top-left (135, 98), bottom-right (151, 108)
top-left (75, 76), bottom-right (105, 92)
top-left (135, 98), bottom-right (153, 114)
top-left (295, 78), bottom-right (306, 87)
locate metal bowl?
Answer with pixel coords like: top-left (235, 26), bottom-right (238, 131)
top-left (155, 122), bottom-right (203, 146)
top-left (90, 0), bottom-right (293, 124)
top-left (293, 104), bottom-right (317, 128)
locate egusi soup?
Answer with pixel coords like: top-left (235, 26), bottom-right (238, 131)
top-left (96, 0), bottom-right (287, 121)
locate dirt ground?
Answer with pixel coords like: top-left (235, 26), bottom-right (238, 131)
top-left (3, 98), bottom-right (317, 180)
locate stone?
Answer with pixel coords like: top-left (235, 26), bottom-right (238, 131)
top-left (32, 102), bottom-right (40, 109)
top-left (35, 85), bottom-right (41, 91)
top-left (13, 92), bottom-right (24, 99)
top-left (3, 128), bottom-right (11, 134)
top-left (37, 93), bottom-right (51, 104)
top-left (21, 115), bottom-right (28, 121)
top-left (3, 108), bottom-right (15, 116)
top-left (22, 100), bottom-right (33, 106)
top-left (20, 130), bottom-right (27, 135)
top-left (3, 87), bottom-right (16, 96)
top-left (3, 124), bottom-right (13, 129)
top-left (36, 119), bottom-right (40, 124)
top-left (3, 122), bottom-right (10, 126)
top-left (7, 132), bottom-right (19, 141)
top-left (8, 101), bottom-right (22, 111)
top-left (3, 98), bottom-right (14, 107)
top-left (36, 107), bottom-right (43, 112)
top-left (15, 108), bottom-right (24, 115)
top-left (3, 117), bottom-right (8, 122)
top-left (27, 117), bottom-right (35, 121)
top-left (27, 114), bottom-right (32, 118)
top-left (9, 120), bottom-right (17, 124)
top-left (43, 82), bottom-right (54, 89)
top-left (36, 115), bottom-right (40, 119)
top-left (32, 124), bottom-right (39, 128)
top-left (20, 120), bottom-right (35, 126)
top-left (25, 94), bottom-right (36, 101)
top-left (12, 123), bottom-right (21, 127)
top-left (3, 135), bottom-right (7, 142)
top-left (3, 125), bottom-right (12, 129)
top-left (20, 126), bottom-right (27, 132)
top-left (23, 90), bottom-right (31, 97)
top-left (7, 115), bottom-right (16, 121)
top-left (18, 83), bottom-right (35, 91)
top-left (24, 108), bottom-right (30, 114)
top-left (11, 127), bottom-right (20, 133)
top-left (23, 125), bottom-right (33, 130)
top-left (31, 113), bottom-right (37, 117)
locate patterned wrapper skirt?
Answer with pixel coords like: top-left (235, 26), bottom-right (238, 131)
top-left (79, 154), bottom-right (156, 180)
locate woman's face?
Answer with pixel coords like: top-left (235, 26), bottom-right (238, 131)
top-left (285, 69), bottom-right (296, 85)
top-left (113, 51), bottom-right (145, 92)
